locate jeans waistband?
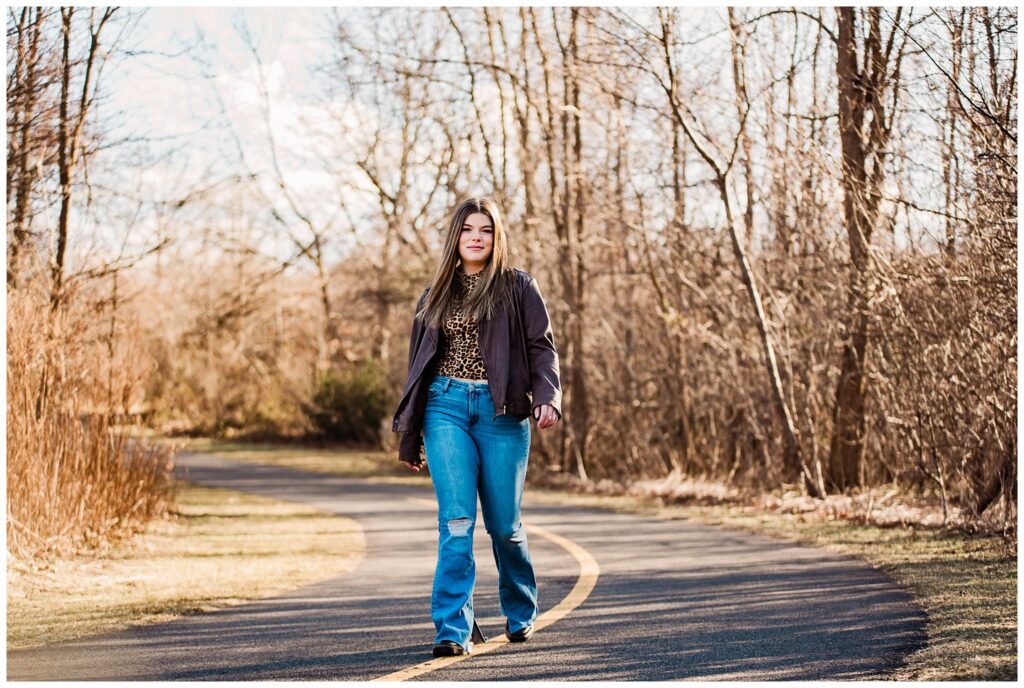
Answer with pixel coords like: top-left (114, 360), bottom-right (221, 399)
top-left (433, 375), bottom-right (489, 392)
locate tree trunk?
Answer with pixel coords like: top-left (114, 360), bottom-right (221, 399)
top-left (8, 8), bottom-right (44, 289)
top-left (829, 7), bottom-right (877, 491)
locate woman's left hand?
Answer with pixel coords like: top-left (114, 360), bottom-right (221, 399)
top-left (533, 403), bottom-right (560, 430)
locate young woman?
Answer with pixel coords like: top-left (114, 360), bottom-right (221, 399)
top-left (391, 196), bottom-right (562, 658)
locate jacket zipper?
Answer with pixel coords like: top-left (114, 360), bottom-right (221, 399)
top-left (493, 402), bottom-right (506, 421)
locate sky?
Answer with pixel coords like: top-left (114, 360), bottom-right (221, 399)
top-left (29, 4), bottom-right (978, 276)
top-left (88, 7), bottom-right (373, 271)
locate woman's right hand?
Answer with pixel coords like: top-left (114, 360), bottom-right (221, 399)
top-left (404, 459), bottom-right (425, 472)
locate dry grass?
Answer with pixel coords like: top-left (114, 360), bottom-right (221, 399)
top-left (7, 288), bottom-right (176, 566)
top-left (154, 437), bottom-right (1017, 681)
top-left (7, 480), bottom-right (366, 650)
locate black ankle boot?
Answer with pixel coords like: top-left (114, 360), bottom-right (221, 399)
top-left (432, 639), bottom-right (468, 657)
top-left (505, 620), bottom-right (535, 642)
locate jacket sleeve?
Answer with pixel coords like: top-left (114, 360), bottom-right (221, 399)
top-left (398, 430), bottom-right (425, 464)
top-left (406, 287), bottom-right (429, 376)
top-left (522, 276), bottom-right (562, 420)
top-left (397, 288), bottom-right (430, 464)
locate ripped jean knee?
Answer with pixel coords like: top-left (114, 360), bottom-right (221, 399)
top-left (438, 517), bottom-right (475, 574)
top-left (444, 516), bottom-right (474, 537)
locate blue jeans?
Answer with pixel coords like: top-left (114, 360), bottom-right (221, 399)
top-left (422, 374), bottom-right (539, 649)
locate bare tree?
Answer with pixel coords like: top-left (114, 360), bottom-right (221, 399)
top-left (7, 7), bottom-right (51, 288)
top-left (51, 7), bottom-right (117, 311)
top-left (613, 7), bottom-right (822, 495)
top-left (829, 7), bottom-right (907, 490)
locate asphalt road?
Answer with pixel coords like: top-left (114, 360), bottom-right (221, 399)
top-left (8, 450), bottom-right (928, 681)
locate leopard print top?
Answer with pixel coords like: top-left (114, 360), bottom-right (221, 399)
top-left (435, 268), bottom-right (489, 381)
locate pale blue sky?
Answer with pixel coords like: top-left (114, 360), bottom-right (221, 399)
top-left (60, 4), bottom-right (960, 271)
top-left (90, 6), bottom-right (368, 269)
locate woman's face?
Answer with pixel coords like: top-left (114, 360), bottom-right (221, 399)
top-left (459, 211), bottom-right (494, 272)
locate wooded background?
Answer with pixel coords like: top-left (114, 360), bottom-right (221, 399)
top-left (7, 7), bottom-right (1017, 558)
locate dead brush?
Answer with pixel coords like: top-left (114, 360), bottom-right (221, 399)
top-left (7, 285), bottom-right (176, 570)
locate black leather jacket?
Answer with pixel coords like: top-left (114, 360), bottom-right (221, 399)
top-left (391, 268), bottom-right (562, 464)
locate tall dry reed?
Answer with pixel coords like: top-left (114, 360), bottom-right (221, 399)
top-left (7, 285), bottom-right (176, 569)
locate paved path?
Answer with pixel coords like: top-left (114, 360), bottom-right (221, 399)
top-left (8, 451), bottom-right (928, 680)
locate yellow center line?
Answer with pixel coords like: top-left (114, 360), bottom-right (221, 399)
top-left (373, 496), bottom-right (600, 681)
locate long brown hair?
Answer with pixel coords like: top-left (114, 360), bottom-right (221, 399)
top-left (419, 197), bottom-right (516, 329)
